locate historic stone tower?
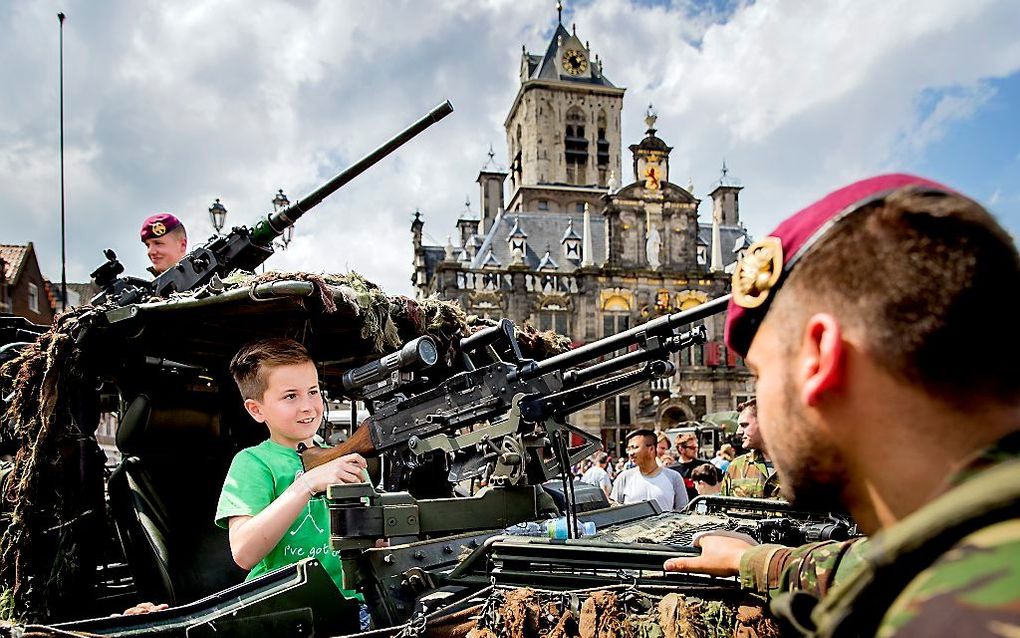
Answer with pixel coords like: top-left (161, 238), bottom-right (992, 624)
top-left (411, 12), bottom-right (755, 458)
top-left (504, 20), bottom-right (624, 215)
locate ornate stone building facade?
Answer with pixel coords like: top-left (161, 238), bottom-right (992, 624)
top-left (412, 18), bottom-right (755, 457)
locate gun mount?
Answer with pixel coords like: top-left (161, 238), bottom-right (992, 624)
top-left (90, 101), bottom-right (454, 307)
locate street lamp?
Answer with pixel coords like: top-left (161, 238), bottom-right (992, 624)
top-left (208, 198), bottom-right (227, 234)
top-left (272, 189), bottom-right (293, 249)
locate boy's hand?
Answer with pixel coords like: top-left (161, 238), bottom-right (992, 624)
top-left (121, 601), bottom-right (169, 616)
top-left (303, 453), bottom-right (367, 492)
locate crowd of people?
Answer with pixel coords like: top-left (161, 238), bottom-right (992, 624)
top-left (573, 399), bottom-right (779, 511)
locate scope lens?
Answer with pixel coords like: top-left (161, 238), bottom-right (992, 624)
top-left (417, 338), bottom-right (439, 366)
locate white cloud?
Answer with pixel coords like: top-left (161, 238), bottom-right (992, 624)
top-left (1, 0), bottom-right (1019, 297)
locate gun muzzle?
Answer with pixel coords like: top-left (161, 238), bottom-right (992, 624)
top-left (342, 336), bottom-right (440, 393)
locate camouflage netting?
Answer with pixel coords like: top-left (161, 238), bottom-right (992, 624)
top-left (0, 306), bottom-right (107, 623)
top-left (221, 271), bottom-right (571, 361)
top-left (423, 587), bottom-right (780, 638)
top-left (0, 271), bottom-right (570, 623)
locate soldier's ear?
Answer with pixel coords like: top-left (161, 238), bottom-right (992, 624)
top-left (799, 313), bottom-right (846, 407)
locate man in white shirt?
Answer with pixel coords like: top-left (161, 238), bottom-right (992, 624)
top-left (610, 429), bottom-right (688, 512)
top-left (579, 452), bottom-right (612, 498)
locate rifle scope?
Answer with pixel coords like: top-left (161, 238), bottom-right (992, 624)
top-left (342, 336), bottom-right (440, 393)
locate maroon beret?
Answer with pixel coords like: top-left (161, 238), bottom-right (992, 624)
top-left (724, 173), bottom-right (953, 358)
top-left (140, 213), bottom-right (183, 242)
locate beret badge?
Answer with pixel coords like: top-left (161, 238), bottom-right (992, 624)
top-left (150, 221), bottom-right (167, 237)
top-left (732, 236), bottom-right (784, 309)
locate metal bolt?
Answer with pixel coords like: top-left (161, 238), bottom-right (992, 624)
top-left (443, 545), bottom-right (453, 554)
top-left (413, 551), bottom-right (425, 560)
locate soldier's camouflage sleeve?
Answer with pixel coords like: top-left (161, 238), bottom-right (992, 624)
top-left (720, 452), bottom-right (779, 499)
top-left (876, 519), bottom-right (1020, 637)
top-left (738, 537), bottom-right (869, 599)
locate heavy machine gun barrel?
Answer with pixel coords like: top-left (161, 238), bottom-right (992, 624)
top-left (249, 101), bottom-right (454, 245)
top-left (91, 101), bottom-right (454, 306)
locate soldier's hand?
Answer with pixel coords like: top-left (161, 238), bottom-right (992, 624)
top-left (663, 531), bottom-right (757, 577)
top-left (304, 453), bottom-right (368, 492)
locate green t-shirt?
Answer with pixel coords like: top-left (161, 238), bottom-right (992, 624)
top-left (214, 439), bottom-right (358, 598)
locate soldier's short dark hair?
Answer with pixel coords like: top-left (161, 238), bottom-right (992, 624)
top-left (230, 337), bottom-right (313, 401)
top-left (737, 398), bottom-right (757, 417)
top-left (773, 188), bottom-right (1019, 408)
top-left (626, 428), bottom-right (657, 448)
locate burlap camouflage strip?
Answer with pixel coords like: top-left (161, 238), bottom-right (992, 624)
top-left (455, 586), bottom-right (780, 638)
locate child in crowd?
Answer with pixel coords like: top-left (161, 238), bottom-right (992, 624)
top-left (691, 462), bottom-right (722, 496)
top-left (215, 338), bottom-right (368, 602)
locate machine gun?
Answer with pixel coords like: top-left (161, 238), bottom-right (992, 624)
top-left (302, 296), bottom-right (729, 626)
top-left (300, 294), bottom-right (729, 492)
top-left (90, 101), bottom-right (455, 307)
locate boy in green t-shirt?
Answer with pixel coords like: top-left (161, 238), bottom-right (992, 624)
top-left (215, 337), bottom-right (367, 600)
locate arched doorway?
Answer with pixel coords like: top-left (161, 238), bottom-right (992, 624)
top-left (656, 398), bottom-right (695, 428)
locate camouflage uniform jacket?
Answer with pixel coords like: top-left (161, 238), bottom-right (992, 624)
top-left (720, 450), bottom-right (781, 499)
top-left (738, 429), bottom-right (1020, 636)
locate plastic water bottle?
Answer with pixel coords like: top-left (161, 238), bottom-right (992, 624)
top-left (546, 517), bottom-right (597, 539)
top-left (503, 517), bottom-right (597, 539)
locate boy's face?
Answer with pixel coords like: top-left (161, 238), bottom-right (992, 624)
top-left (243, 361), bottom-right (323, 448)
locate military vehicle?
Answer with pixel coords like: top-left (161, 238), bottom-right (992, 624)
top-left (0, 104), bottom-right (856, 638)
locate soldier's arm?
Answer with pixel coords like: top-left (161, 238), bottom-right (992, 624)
top-left (876, 520), bottom-right (1020, 637)
top-left (666, 535), bottom-right (868, 600)
top-left (739, 537), bottom-right (868, 599)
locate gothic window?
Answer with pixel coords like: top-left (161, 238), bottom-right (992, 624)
top-left (512, 124), bottom-right (523, 189)
top-left (602, 312), bottom-right (629, 337)
top-left (564, 107), bottom-right (588, 185)
top-left (603, 312), bottom-right (631, 359)
top-left (604, 395), bottom-right (632, 426)
top-left (596, 110), bottom-right (609, 186)
top-left (28, 283), bottom-right (39, 313)
top-left (537, 310), bottom-right (569, 335)
top-left (697, 245), bottom-right (707, 266)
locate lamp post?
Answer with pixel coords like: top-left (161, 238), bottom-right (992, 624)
top-left (272, 189), bottom-right (293, 249)
top-left (208, 198), bottom-right (227, 235)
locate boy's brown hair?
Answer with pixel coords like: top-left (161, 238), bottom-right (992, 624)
top-left (230, 337), bottom-right (313, 400)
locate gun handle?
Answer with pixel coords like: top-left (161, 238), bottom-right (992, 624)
top-left (299, 423), bottom-right (376, 471)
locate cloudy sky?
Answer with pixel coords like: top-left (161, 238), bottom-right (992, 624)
top-left (2, 0), bottom-right (1018, 297)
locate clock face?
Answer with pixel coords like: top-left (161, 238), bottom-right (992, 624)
top-left (561, 49), bottom-right (588, 76)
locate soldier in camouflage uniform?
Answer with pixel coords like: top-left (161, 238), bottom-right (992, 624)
top-left (663, 174), bottom-right (1020, 636)
top-left (720, 399), bottom-right (781, 499)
